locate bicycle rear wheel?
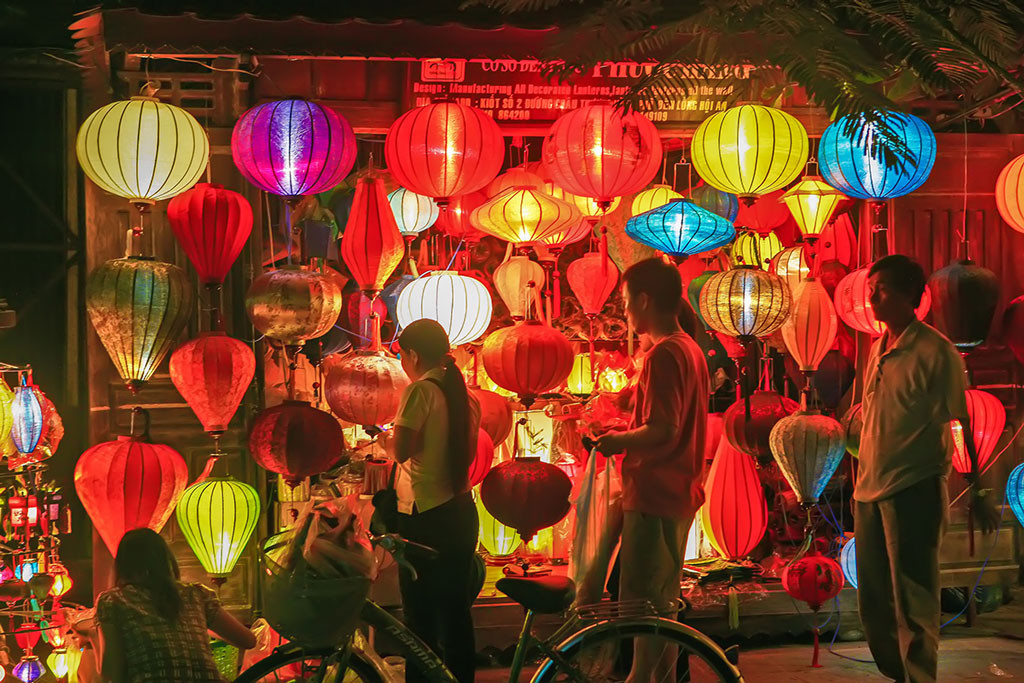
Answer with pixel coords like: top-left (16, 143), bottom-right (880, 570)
top-left (234, 645), bottom-right (384, 683)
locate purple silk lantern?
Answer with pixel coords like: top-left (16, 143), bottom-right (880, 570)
top-left (231, 99), bottom-right (356, 199)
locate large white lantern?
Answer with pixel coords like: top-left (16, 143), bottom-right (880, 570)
top-left (396, 271), bottom-right (493, 346)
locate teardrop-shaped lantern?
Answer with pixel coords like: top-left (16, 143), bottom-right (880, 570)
top-left (396, 271), bottom-right (493, 346)
top-left (688, 184), bottom-right (739, 222)
top-left (927, 259), bottom-right (1000, 349)
top-left (388, 187), bottom-right (439, 237)
top-left (480, 457), bottom-right (572, 541)
top-left (245, 265), bottom-right (343, 346)
top-left (166, 183), bottom-right (253, 285)
top-left (700, 438), bottom-right (767, 560)
top-left (771, 245), bottom-right (810, 293)
top-left (470, 187), bottom-right (581, 245)
top-left (176, 476), bottom-right (261, 581)
top-left (731, 230), bottom-right (783, 270)
top-left (782, 279), bottom-right (838, 373)
top-left (951, 389), bottom-right (1005, 475)
top-left (724, 390), bottom-right (799, 465)
top-left (566, 252), bottom-right (619, 317)
top-left (769, 411), bottom-right (846, 504)
top-left (481, 322), bottom-right (574, 407)
top-left (10, 381), bottom-right (42, 455)
top-left (781, 176), bottom-right (846, 238)
top-left (626, 199), bottom-right (736, 257)
top-left (834, 267), bottom-right (931, 336)
top-left (341, 176), bottom-right (405, 295)
top-left (86, 257), bottom-right (193, 390)
top-left (248, 401), bottom-right (344, 484)
top-left (169, 332), bottom-right (255, 436)
top-left (324, 353), bottom-right (410, 427)
top-left (995, 153), bottom-right (1024, 233)
top-left (699, 267), bottom-right (792, 341)
top-left (631, 184), bottom-right (683, 216)
top-left (493, 256), bottom-right (546, 320)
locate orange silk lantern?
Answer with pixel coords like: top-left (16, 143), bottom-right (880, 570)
top-left (470, 187), bottom-right (581, 245)
top-left (169, 332), bottom-right (255, 436)
top-left (340, 176), bottom-right (405, 296)
top-left (834, 267), bottom-right (931, 336)
top-left (781, 279), bottom-right (838, 373)
top-left (493, 256), bottom-right (546, 320)
top-left (724, 390), bottom-right (799, 466)
top-left (771, 245), bottom-right (810, 293)
top-left (480, 457), bottom-right (572, 541)
top-left (481, 322), bottom-right (574, 407)
top-left (248, 401), bottom-right (344, 484)
top-left (324, 350), bottom-right (410, 427)
top-left (166, 183), bottom-right (253, 285)
top-left (245, 266), bottom-right (343, 346)
top-left (995, 153), bottom-right (1024, 233)
top-left (952, 389), bottom-right (1005, 475)
top-left (567, 252), bottom-right (620, 317)
top-left (701, 438), bottom-right (767, 560)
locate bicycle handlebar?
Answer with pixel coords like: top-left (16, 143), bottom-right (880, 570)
top-left (368, 533), bottom-right (439, 581)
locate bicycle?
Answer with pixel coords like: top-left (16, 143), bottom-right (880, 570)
top-left (236, 534), bottom-right (744, 682)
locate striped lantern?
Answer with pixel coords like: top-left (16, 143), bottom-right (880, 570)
top-left (631, 184), bottom-right (683, 216)
top-left (724, 390), bottom-right (799, 465)
top-left (625, 199), bottom-right (736, 258)
top-left (10, 381), bottom-right (42, 455)
top-left (731, 230), bottom-right (784, 270)
top-left (470, 187), bottom-right (581, 245)
top-left (245, 265), bottom-right (343, 346)
top-left (341, 176), bottom-right (405, 296)
top-left (834, 267), bottom-right (931, 336)
top-left (494, 256), bottom-right (546, 320)
top-left (781, 279), bottom-right (838, 373)
top-left (566, 251), bottom-right (619, 317)
top-left (688, 184), bottom-right (739, 222)
top-left (544, 181), bottom-right (622, 220)
top-left (248, 401), bottom-right (345, 484)
top-left (951, 389), bottom-right (1005, 475)
top-left (166, 183), bottom-right (253, 285)
top-left (1007, 462), bottom-right (1024, 527)
top-left (481, 321), bottom-right (574, 407)
top-left (476, 488), bottom-right (521, 557)
top-left (927, 260), bottom-right (1000, 350)
top-left (771, 245), bottom-right (810, 293)
top-left (781, 176), bottom-right (846, 238)
top-left (176, 476), bottom-right (261, 581)
top-left (169, 332), bottom-right (255, 436)
top-left (388, 187), bottom-right (439, 237)
top-left (537, 218), bottom-right (593, 250)
top-left (395, 271), bottom-right (493, 346)
top-left (0, 378), bottom-right (13, 457)
top-left (769, 411), bottom-right (846, 504)
top-left (699, 267), bottom-right (792, 341)
top-left (701, 438), bottom-right (768, 560)
top-left (996, 153), bottom-right (1024, 233)
top-left (324, 352), bottom-right (410, 427)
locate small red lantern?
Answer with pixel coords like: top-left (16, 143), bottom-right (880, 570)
top-left (324, 351), bottom-right (409, 427)
top-left (469, 428), bottom-right (495, 488)
top-left (14, 623), bottom-right (39, 653)
top-left (340, 176), bottom-right (405, 296)
top-left (951, 389), bottom-right (1005, 475)
top-left (701, 438), bottom-right (767, 560)
top-left (248, 401), bottom-right (344, 485)
top-left (166, 183), bottom-right (252, 285)
top-left (435, 191), bottom-right (487, 242)
top-left (472, 388), bottom-right (513, 445)
top-left (169, 332), bottom-right (255, 436)
top-left (481, 322), bottom-right (574, 407)
top-left (834, 267), bottom-right (931, 336)
top-left (723, 390), bottom-right (799, 466)
top-left (480, 457), bottom-right (572, 541)
top-left (566, 252), bottom-right (619, 317)
top-left (782, 555), bottom-right (844, 666)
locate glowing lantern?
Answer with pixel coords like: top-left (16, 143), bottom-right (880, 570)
top-left (631, 185), bottom-right (683, 216)
top-left (701, 439), bottom-right (767, 560)
top-left (388, 187), bottom-right (439, 238)
top-left (46, 650), bottom-right (68, 679)
top-left (471, 388), bottom-right (513, 445)
top-left (476, 490), bottom-right (521, 558)
top-left (166, 183), bottom-right (252, 285)
top-left (0, 378), bottom-right (13, 457)
top-left (170, 332), bottom-right (255, 437)
top-left (731, 230), bottom-right (783, 270)
top-left (487, 168), bottom-right (545, 197)
top-left (782, 279), bottom-right (838, 373)
top-left (598, 366), bottom-right (629, 393)
top-left (74, 424), bottom-right (188, 554)
top-left (818, 111), bottom-right (936, 200)
top-left (76, 97), bottom-right (208, 207)
top-left (928, 260), bottom-right (1000, 349)
top-left (470, 187), bottom-right (581, 245)
top-left (782, 556), bottom-right (844, 611)
top-left (542, 104), bottom-right (662, 208)
top-left (494, 256), bottom-right (546, 320)
top-left (385, 102), bottom-right (504, 205)
top-left (12, 656), bottom-right (42, 683)
top-left (87, 258), bottom-right (193, 390)
top-left (842, 403), bottom-right (864, 458)
top-left (840, 538), bottom-right (858, 589)
top-left (545, 182), bottom-right (622, 219)
top-left (435, 191), bottom-right (487, 242)
top-left (176, 476), bottom-right (260, 581)
top-left (396, 271), bottom-right (492, 346)
top-left (772, 245), bottom-right (810, 293)
top-left (249, 402), bottom-right (343, 484)
top-left (699, 268), bottom-right (792, 341)
top-left (480, 458), bottom-right (572, 541)
top-left (341, 176), bottom-right (405, 295)
top-left (834, 267), bottom-right (931, 336)
top-left (231, 99), bottom-right (356, 199)
top-left (245, 266), bottom-right (343, 346)
top-left (10, 382), bottom-right (42, 455)
top-left (1008, 463), bottom-right (1024, 527)
top-left (48, 563), bottom-right (72, 598)
top-left (995, 153), bottom-right (1024, 233)
top-left (481, 322), bottom-right (574, 406)
top-left (567, 354), bottom-right (595, 396)
top-left (626, 199), bottom-right (736, 257)
top-left (724, 391), bottom-right (799, 465)
top-left (769, 411), bottom-right (846, 504)
top-left (324, 352), bottom-right (409, 426)
top-left (469, 429), bottom-right (496, 488)
top-left (817, 214), bottom-right (857, 268)
top-left (691, 104), bottom-right (808, 198)
top-left (951, 389), bottom-right (1005, 475)
top-left (566, 252), bottom-right (618, 317)
top-left (734, 189), bottom-right (790, 233)
top-left (14, 624), bottom-right (38, 653)
top-left (537, 219), bottom-right (592, 250)
top-left (781, 176), bottom-right (846, 238)
top-left (688, 184), bottom-right (739, 222)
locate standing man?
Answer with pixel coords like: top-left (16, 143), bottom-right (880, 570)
top-left (596, 257), bottom-right (708, 681)
top-left (856, 254), bottom-right (993, 682)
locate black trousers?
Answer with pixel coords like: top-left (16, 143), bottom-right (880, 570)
top-left (396, 492), bottom-right (479, 683)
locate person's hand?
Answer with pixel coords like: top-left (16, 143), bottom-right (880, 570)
top-left (971, 485), bottom-right (1001, 535)
top-left (595, 432), bottom-right (625, 457)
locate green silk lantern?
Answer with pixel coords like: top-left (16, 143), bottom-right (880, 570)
top-left (176, 475), bottom-right (260, 583)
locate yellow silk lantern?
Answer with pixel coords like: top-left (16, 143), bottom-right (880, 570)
top-left (772, 245), bottom-right (810, 293)
top-left (76, 97), bottom-right (209, 207)
top-left (699, 267), bottom-right (792, 341)
top-left (691, 104), bottom-right (808, 199)
top-left (493, 256), bottom-right (545, 320)
top-left (471, 187), bottom-right (581, 244)
top-left (631, 185), bottom-right (683, 216)
top-left (48, 649), bottom-right (70, 678)
top-left (0, 378), bottom-right (14, 457)
top-left (781, 176), bottom-right (846, 238)
top-left (597, 366), bottom-right (629, 393)
top-left (546, 183), bottom-right (622, 219)
top-left (175, 476), bottom-right (261, 582)
top-left (567, 354), bottom-right (595, 395)
top-left (476, 489), bottom-right (521, 558)
top-left (732, 230), bottom-right (783, 270)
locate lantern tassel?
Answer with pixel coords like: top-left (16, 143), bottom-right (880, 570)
top-left (811, 626), bottom-right (821, 668)
top-left (727, 585), bottom-right (739, 631)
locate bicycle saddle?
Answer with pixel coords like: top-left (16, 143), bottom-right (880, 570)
top-left (496, 575), bottom-right (576, 614)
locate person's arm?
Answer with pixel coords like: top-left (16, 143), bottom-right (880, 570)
top-left (387, 382), bottom-right (431, 464)
top-left (596, 346), bottom-right (683, 456)
top-left (209, 607), bottom-right (257, 650)
top-left (98, 618), bottom-right (126, 683)
top-left (391, 425), bottom-right (421, 464)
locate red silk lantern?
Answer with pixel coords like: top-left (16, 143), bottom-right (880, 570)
top-left (927, 260), bottom-right (1000, 350)
top-left (14, 624), bottom-right (39, 653)
top-left (481, 322), bottom-right (574, 407)
top-left (385, 102), bottom-right (504, 206)
top-left (1002, 295), bottom-right (1024, 366)
top-left (340, 176), bottom-right (405, 296)
top-left (169, 332), bottom-right (255, 436)
top-left (166, 183), bottom-right (253, 285)
top-left (566, 252), bottom-right (619, 317)
top-left (472, 388), bottom-right (513, 444)
top-left (341, 291), bottom-right (390, 349)
top-left (435, 191), bottom-right (487, 242)
top-left (74, 424), bottom-right (188, 554)
top-left (248, 401), bottom-right (344, 484)
top-left (723, 390), bottom-right (799, 466)
top-left (782, 555), bottom-right (844, 611)
top-left (734, 189), bottom-right (789, 233)
top-left (542, 104), bottom-right (662, 208)
top-left (701, 438), bottom-right (767, 560)
top-left (781, 279), bottom-right (838, 373)
top-left (324, 351), bottom-right (409, 427)
top-left (469, 428), bottom-right (495, 488)
top-left (834, 267), bottom-right (931, 336)
top-left (815, 214), bottom-right (856, 268)
top-left (480, 457), bottom-right (572, 541)
top-left (951, 389), bottom-right (1005, 475)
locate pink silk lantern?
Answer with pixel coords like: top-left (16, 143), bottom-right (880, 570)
top-left (169, 332), bottom-right (255, 436)
top-left (166, 183), bottom-right (253, 285)
top-left (340, 176), bottom-right (405, 296)
top-left (566, 252), bottom-right (620, 317)
top-left (701, 438), bottom-right (768, 560)
top-left (324, 350), bottom-right (410, 427)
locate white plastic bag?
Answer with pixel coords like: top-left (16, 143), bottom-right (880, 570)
top-left (570, 450), bottom-right (623, 605)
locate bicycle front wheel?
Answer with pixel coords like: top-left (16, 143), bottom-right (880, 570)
top-left (234, 644), bottom-right (385, 683)
top-left (531, 616), bottom-right (743, 683)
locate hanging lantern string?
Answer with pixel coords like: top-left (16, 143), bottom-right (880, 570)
top-left (660, 151), bottom-right (669, 185)
top-left (446, 239), bottom-right (466, 271)
top-left (957, 120), bottom-right (970, 260)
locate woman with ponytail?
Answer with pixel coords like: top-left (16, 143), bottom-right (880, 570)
top-left (390, 319), bottom-right (481, 683)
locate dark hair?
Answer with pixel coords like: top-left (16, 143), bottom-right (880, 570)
top-left (398, 319), bottom-right (472, 493)
top-left (868, 254), bottom-right (927, 307)
top-left (622, 258), bottom-right (683, 314)
top-left (678, 298), bottom-right (700, 337)
top-left (114, 528), bottom-right (182, 621)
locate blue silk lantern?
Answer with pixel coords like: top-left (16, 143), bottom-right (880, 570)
top-left (1008, 463), bottom-right (1024, 527)
top-left (840, 537), bottom-right (858, 589)
top-left (10, 381), bottom-right (42, 455)
top-left (689, 184), bottom-right (739, 222)
top-left (15, 559), bottom-right (38, 582)
top-left (13, 655), bottom-right (45, 682)
top-left (626, 199), bottom-right (736, 257)
top-left (818, 111), bottom-right (936, 200)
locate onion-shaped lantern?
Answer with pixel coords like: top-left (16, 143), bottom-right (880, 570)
top-left (324, 352), bottom-right (410, 427)
top-left (631, 185), bottom-right (683, 216)
top-left (487, 168), bottom-right (545, 197)
top-left (781, 176), bottom-right (846, 238)
top-left (951, 389), bottom-right (1005, 475)
top-left (477, 491), bottom-right (521, 558)
top-left (542, 104), bottom-right (662, 208)
top-left (700, 438), bottom-right (767, 560)
top-left (388, 187), bottom-right (439, 238)
top-left (76, 97), bottom-right (209, 207)
top-left (699, 267), bottom-right (792, 341)
top-left (782, 555), bottom-right (844, 611)
top-left (385, 102), bottom-right (504, 206)
top-left (176, 476), bottom-right (261, 582)
top-left (840, 538), bottom-right (858, 589)
top-left (86, 257), bottom-right (193, 390)
top-left (731, 230), bottom-right (783, 270)
top-left (480, 457), bottom-right (572, 541)
top-left (927, 260), bottom-right (1000, 349)
top-left (724, 390), bottom-right (799, 465)
top-left (12, 655), bottom-right (44, 683)
top-left (481, 322), bottom-right (574, 407)
top-left (1007, 462), bottom-right (1024, 527)
top-left (691, 104), bottom-right (808, 198)
top-left (566, 252), bottom-right (619, 317)
top-left (435, 191), bottom-right (487, 242)
top-left (841, 403), bottom-right (864, 458)
top-left (471, 187), bottom-right (581, 245)
top-left (818, 111), bottom-right (936, 200)
top-left (771, 245), bottom-right (810, 293)
top-left (245, 265), bottom-right (343, 346)
top-left (472, 387), bottom-right (513, 445)
top-left (166, 183), bottom-right (253, 285)
top-left (396, 271), bottom-right (492, 346)
top-left (781, 279), bottom-right (838, 373)
top-left (688, 184), bottom-right (739, 222)
top-left (469, 429), bottom-right (496, 489)
top-left (996, 153), bottom-right (1024, 233)
top-left (626, 199), bottom-right (736, 257)
top-left (834, 267), bottom-right (931, 336)
top-left (249, 401), bottom-right (344, 484)
top-left (169, 332), bottom-right (255, 436)
top-left (769, 411), bottom-right (846, 504)
top-left (10, 380), bottom-right (42, 455)
top-left (231, 99), bottom-right (356, 199)
top-left (341, 176), bottom-right (405, 296)
top-left (494, 256), bottom-right (546, 320)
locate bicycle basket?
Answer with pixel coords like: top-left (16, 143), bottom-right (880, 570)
top-left (260, 532), bottom-right (371, 649)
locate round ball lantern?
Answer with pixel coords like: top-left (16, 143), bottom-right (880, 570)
top-left (87, 257), bottom-right (193, 390)
top-left (471, 187), bottom-right (581, 245)
top-left (928, 260), bottom-right (1000, 349)
top-left (841, 403), bottom-right (864, 458)
top-left (769, 411), bottom-right (846, 504)
top-left (169, 332), bottom-right (255, 436)
top-left (166, 183), bottom-right (252, 285)
top-left (176, 476), bottom-right (260, 581)
top-left (818, 111), bottom-right (936, 200)
top-left (834, 267), bottom-right (931, 336)
top-left (385, 102), bottom-right (504, 206)
top-left (9, 381), bottom-right (42, 455)
top-left (388, 187), bottom-right (439, 237)
top-left (472, 387), bottom-right (513, 445)
top-left (724, 390), bottom-right (799, 465)
top-left (731, 230), bottom-right (783, 270)
top-left (772, 245), bottom-right (810, 293)
top-left (231, 99), bottom-right (356, 199)
top-left (1003, 295), bottom-right (1024, 366)
top-left (996, 153), bottom-right (1024, 233)
top-left (689, 184), bottom-right (739, 222)
top-left (691, 104), bottom-right (808, 198)
top-left (951, 389), bottom-right (1005, 475)
top-left (487, 168), bottom-right (545, 197)
top-left (700, 439), bottom-right (767, 560)
top-left (245, 266), bottom-right (343, 346)
top-left (631, 185), bottom-right (683, 216)
top-left (782, 555), bottom-right (844, 611)
top-left (469, 429), bottom-right (496, 488)
top-left (626, 199), bottom-right (736, 257)
top-left (699, 267), bottom-right (792, 341)
top-left (324, 352), bottom-right (409, 427)
top-left (781, 279), bottom-right (838, 373)
top-left (781, 176), bottom-right (846, 238)
top-left (1007, 462), bottom-right (1024, 527)
top-left (435, 191), bottom-right (487, 242)
top-left (480, 458), bottom-right (572, 541)
top-left (396, 271), bottom-right (492, 347)
top-left (341, 176), bottom-right (405, 295)
top-left (542, 104), bottom-right (662, 208)
top-left (840, 538), bottom-right (858, 589)
top-left (76, 97), bottom-right (209, 207)
top-left (566, 252), bottom-right (619, 317)
top-left (481, 322), bottom-right (574, 406)
top-left (249, 402), bottom-right (344, 484)
top-left (494, 256), bottom-right (546, 320)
